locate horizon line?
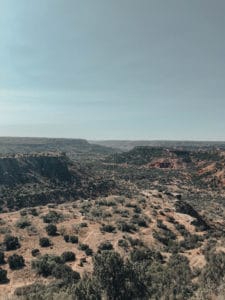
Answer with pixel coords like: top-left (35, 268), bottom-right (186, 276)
top-left (0, 135), bottom-right (225, 143)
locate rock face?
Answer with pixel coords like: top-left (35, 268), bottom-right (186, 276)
top-left (0, 153), bottom-right (118, 212)
top-left (175, 200), bottom-right (210, 231)
top-left (106, 147), bottom-right (167, 165)
top-left (0, 154), bottom-right (72, 186)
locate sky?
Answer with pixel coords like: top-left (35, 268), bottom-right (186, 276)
top-left (0, 0), bottom-right (225, 140)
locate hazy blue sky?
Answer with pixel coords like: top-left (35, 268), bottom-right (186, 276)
top-left (0, 0), bottom-right (225, 140)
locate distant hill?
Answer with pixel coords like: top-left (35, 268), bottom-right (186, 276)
top-left (104, 146), bottom-right (225, 190)
top-left (106, 146), bottom-right (168, 165)
top-left (0, 137), bottom-right (116, 160)
top-left (105, 146), bottom-right (200, 166)
top-left (90, 140), bottom-right (225, 151)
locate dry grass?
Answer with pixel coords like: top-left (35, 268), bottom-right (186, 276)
top-left (0, 190), bottom-right (214, 297)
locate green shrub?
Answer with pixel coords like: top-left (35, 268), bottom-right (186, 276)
top-left (0, 252), bottom-right (5, 265)
top-left (63, 235), bottom-right (78, 244)
top-left (8, 254), bottom-right (25, 270)
top-left (32, 254), bottom-right (62, 277)
top-left (118, 239), bottom-right (129, 249)
top-left (164, 254), bottom-right (194, 299)
top-left (93, 251), bottom-right (126, 300)
top-left (70, 235), bottom-right (78, 244)
top-left (16, 217), bottom-right (31, 229)
top-left (20, 210), bottom-right (27, 216)
top-left (179, 234), bottom-right (203, 250)
top-left (117, 209), bottom-right (130, 218)
top-left (79, 257), bottom-right (86, 267)
top-left (73, 275), bottom-right (101, 300)
top-left (0, 227), bottom-right (11, 235)
top-left (52, 264), bottom-right (80, 282)
top-left (29, 208), bottom-right (38, 216)
top-left (45, 224), bottom-right (57, 236)
top-left (32, 254), bottom-right (80, 283)
top-left (166, 216), bottom-right (175, 223)
top-left (115, 196), bottom-right (126, 204)
top-left (4, 235), bottom-right (20, 251)
top-left (130, 248), bottom-right (163, 263)
top-left (63, 235), bottom-right (70, 242)
top-left (127, 237), bottom-right (144, 247)
top-left (14, 283), bottom-right (46, 298)
top-left (85, 248), bottom-right (93, 256)
top-left (103, 211), bottom-right (112, 218)
top-left (39, 237), bottom-right (51, 247)
top-left (100, 224), bottom-right (116, 233)
top-left (153, 225), bottom-right (177, 250)
top-left (42, 211), bottom-right (63, 224)
top-left (31, 249), bottom-right (40, 257)
top-left (78, 244), bottom-right (93, 256)
top-left (78, 244), bottom-right (89, 251)
top-left (93, 250), bottom-right (149, 299)
top-left (98, 241), bottom-right (113, 251)
top-left (0, 268), bottom-right (8, 284)
top-left (157, 220), bottom-right (168, 230)
top-left (117, 221), bottom-right (137, 232)
top-left (134, 206), bottom-right (142, 214)
top-left (89, 208), bottom-right (104, 219)
top-left (96, 199), bottom-right (116, 206)
top-left (61, 251), bottom-right (76, 262)
top-left (131, 215), bottom-right (148, 227)
top-left (200, 251), bottom-right (225, 288)
top-left (174, 223), bottom-right (189, 237)
top-left (79, 222), bottom-right (88, 228)
top-left (125, 202), bottom-right (137, 208)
